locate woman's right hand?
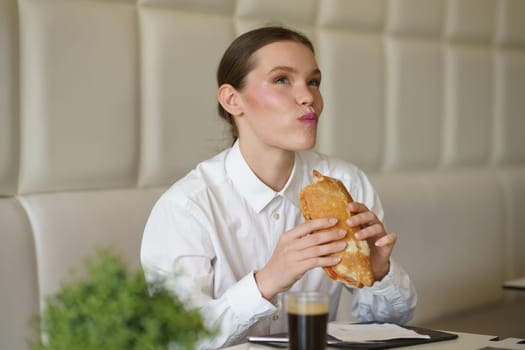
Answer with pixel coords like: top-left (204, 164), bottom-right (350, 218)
top-left (254, 218), bottom-right (347, 300)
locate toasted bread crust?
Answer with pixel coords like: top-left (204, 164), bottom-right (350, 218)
top-left (300, 170), bottom-right (375, 288)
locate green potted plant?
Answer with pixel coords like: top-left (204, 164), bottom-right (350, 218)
top-left (32, 248), bottom-right (213, 350)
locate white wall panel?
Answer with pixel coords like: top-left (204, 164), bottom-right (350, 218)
top-left (318, 0), bottom-right (386, 31)
top-left (235, 0), bottom-right (317, 40)
top-left (387, 0), bottom-right (445, 38)
top-left (373, 171), bottom-right (504, 323)
top-left (20, 188), bottom-right (164, 301)
top-left (139, 0), bottom-right (235, 15)
top-left (493, 49), bottom-right (525, 164)
top-left (445, 0), bottom-right (495, 43)
top-left (18, 0), bottom-right (139, 194)
top-left (499, 167), bottom-right (525, 279)
top-left (235, 21), bottom-right (317, 48)
top-left (0, 0), bottom-right (18, 195)
top-left (138, 8), bottom-right (232, 186)
top-left (443, 45), bottom-right (492, 167)
top-left (236, 0), bottom-right (317, 26)
top-left (2, 0), bottom-right (525, 341)
top-left (384, 38), bottom-right (444, 170)
top-left (495, 0), bottom-right (525, 47)
top-left (0, 198), bottom-right (38, 350)
top-left (317, 30), bottom-right (384, 172)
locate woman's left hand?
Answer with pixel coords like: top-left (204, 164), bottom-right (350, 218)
top-left (346, 202), bottom-right (397, 281)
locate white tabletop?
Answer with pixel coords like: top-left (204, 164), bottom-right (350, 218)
top-left (503, 277), bottom-right (525, 290)
top-left (224, 332), bottom-right (525, 350)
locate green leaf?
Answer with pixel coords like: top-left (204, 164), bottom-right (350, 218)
top-left (32, 248), bottom-right (213, 350)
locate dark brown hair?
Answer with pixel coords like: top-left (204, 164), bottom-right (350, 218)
top-left (216, 26), bottom-right (315, 143)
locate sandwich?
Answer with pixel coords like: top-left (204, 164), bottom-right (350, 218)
top-left (300, 170), bottom-right (374, 288)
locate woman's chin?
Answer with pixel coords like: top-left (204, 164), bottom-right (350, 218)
top-left (293, 137), bottom-right (317, 151)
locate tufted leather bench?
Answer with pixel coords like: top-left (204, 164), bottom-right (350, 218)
top-left (1, 1), bottom-right (524, 349)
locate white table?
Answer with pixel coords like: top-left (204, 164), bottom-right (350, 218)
top-left (224, 332), bottom-right (525, 350)
top-left (503, 277), bottom-right (525, 290)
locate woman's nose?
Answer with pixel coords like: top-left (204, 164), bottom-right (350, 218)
top-left (296, 85), bottom-right (314, 106)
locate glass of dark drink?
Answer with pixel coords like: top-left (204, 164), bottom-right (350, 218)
top-left (285, 291), bottom-right (330, 350)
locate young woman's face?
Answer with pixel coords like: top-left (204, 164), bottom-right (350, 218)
top-left (235, 40), bottom-right (323, 152)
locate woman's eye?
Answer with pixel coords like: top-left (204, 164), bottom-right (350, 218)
top-left (275, 76), bottom-right (289, 84)
top-left (308, 79), bottom-right (321, 87)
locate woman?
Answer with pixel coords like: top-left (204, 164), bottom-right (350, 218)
top-left (140, 26), bottom-right (417, 348)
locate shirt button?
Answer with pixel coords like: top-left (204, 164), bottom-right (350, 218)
top-left (272, 212), bottom-right (280, 220)
top-left (272, 315), bottom-right (279, 321)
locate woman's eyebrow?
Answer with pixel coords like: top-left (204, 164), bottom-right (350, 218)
top-left (267, 66), bottom-right (296, 75)
top-left (267, 66), bottom-right (322, 76)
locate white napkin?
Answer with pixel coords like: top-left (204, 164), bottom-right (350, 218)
top-left (328, 322), bottom-right (431, 343)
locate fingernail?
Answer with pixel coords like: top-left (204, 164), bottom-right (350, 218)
top-left (354, 231), bottom-right (362, 239)
top-left (332, 257), bottom-right (341, 264)
top-left (338, 229), bottom-right (346, 237)
top-left (337, 242), bottom-right (346, 249)
top-left (329, 218), bottom-right (338, 224)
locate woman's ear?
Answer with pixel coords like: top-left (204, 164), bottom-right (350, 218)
top-left (218, 84), bottom-right (243, 117)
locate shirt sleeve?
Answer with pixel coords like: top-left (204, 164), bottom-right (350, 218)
top-left (140, 196), bottom-right (276, 349)
top-left (347, 258), bottom-right (417, 324)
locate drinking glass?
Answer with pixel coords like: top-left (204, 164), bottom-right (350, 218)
top-left (285, 291), bottom-right (330, 350)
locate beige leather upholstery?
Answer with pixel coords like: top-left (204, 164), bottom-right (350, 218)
top-left (1, 1), bottom-right (524, 348)
top-left (0, 198), bottom-right (39, 349)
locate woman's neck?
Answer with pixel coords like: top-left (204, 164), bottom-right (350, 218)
top-left (238, 140), bottom-right (295, 192)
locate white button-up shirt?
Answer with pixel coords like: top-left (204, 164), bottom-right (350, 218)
top-left (140, 141), bottom-right (417, 349)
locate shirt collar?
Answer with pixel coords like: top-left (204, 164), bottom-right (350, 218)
top-left (280, 154), bottom-right (307, 209)
top-left (225, 141), bottom-right (307, 213)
